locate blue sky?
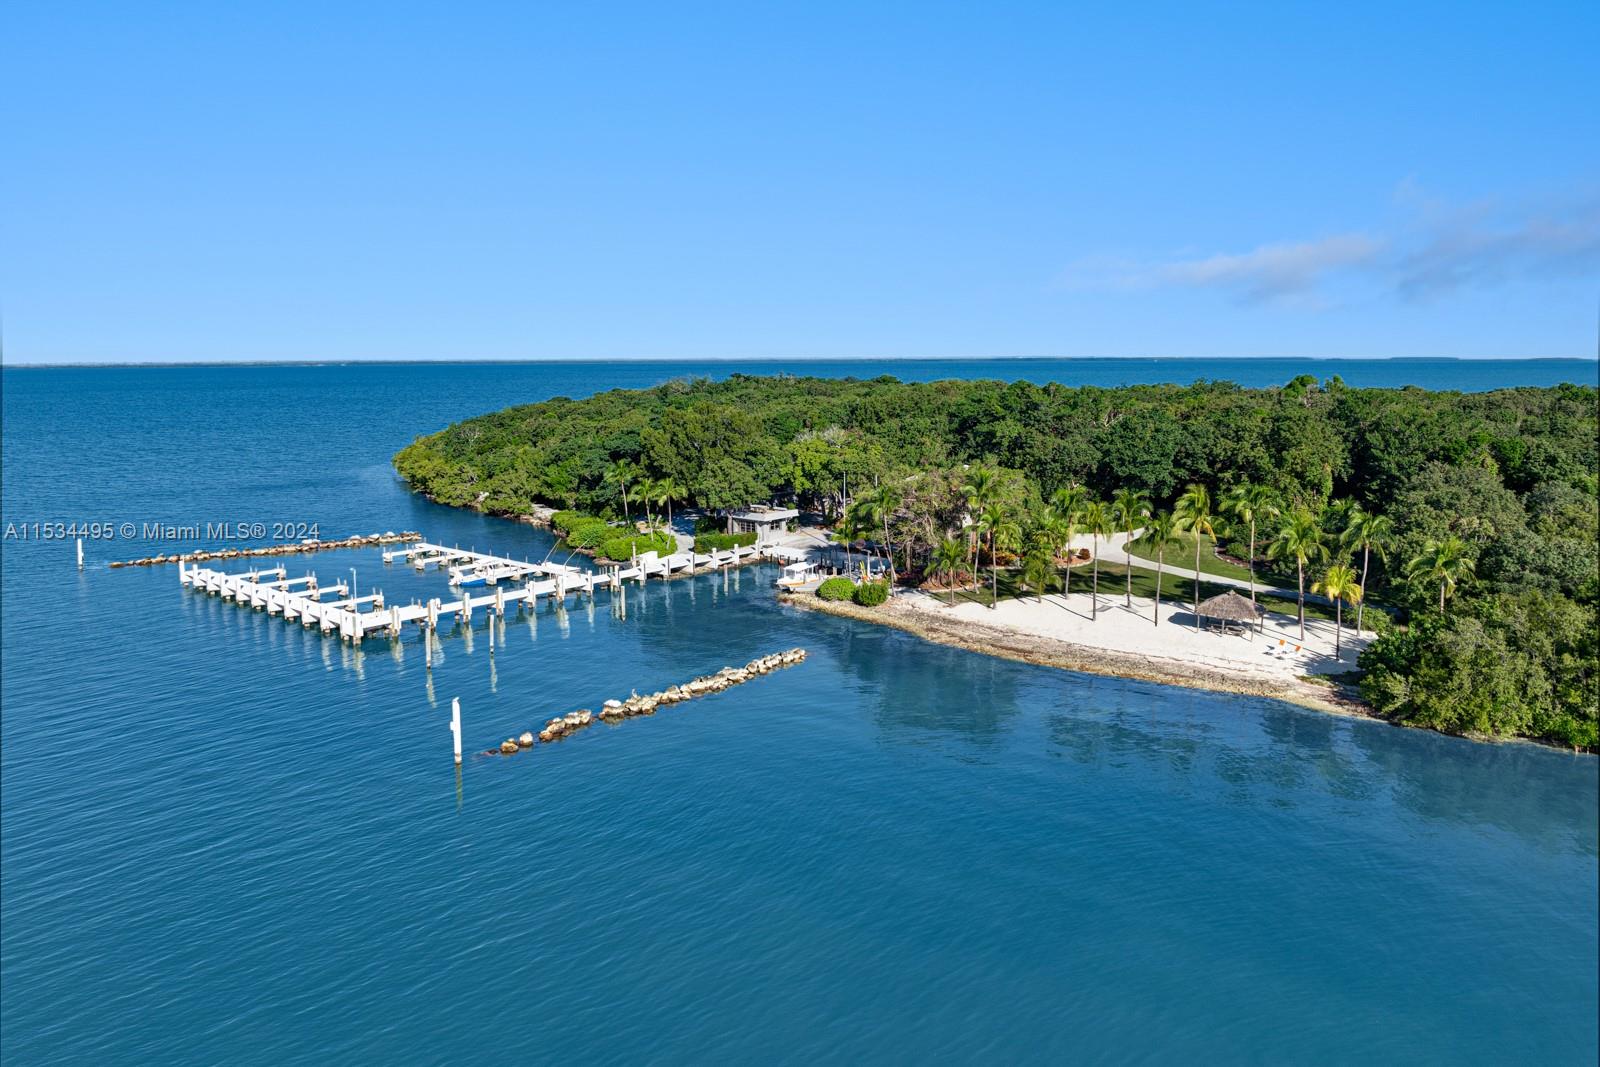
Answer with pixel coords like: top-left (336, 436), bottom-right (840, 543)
top-left (3, 1), bottom-right (1597, 363)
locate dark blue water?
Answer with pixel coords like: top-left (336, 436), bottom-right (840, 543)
top-left (3, 360), bottom-right (1596, 1065)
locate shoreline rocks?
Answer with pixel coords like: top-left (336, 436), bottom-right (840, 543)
top-left (109, 531), bottom-right (423, 568)
top-left (495, 648), bottom-right (808, 756)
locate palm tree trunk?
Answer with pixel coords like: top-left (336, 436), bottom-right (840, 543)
top-left (1193, 536), bottom-right (1202, 630)
top-left (991, 564), bottom-right (997, 607)
top-left (1356, 546), bottom-right (1369, 633)
top-left (1247, 521), bottom-right (1257, 612)
top-left (1334, 600), bottom-right (1343, 658)
top-left (1297, 560), bottom-right (1306, 640)
top-left (948, 567), bottom-right (956, 606)
top-left (1439, 581), bottom-right (1446, 613)
top-left (1250, 522), bottom-right (1263, 634)
top-left (1091, 534), bottom-right (1099, 620)
top-left (1154, 556), bottom-right (1163, 625)
top-left (1125, 531), bottom-right (1134, 607)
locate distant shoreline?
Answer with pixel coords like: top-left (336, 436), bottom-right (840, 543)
top-left (5, 356), bottom-right (1597, 369)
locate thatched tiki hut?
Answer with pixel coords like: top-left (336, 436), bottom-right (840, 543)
top-left (1196, 590), bottom-right (1264, 636)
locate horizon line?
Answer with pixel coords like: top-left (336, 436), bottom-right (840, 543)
top-left (5, 355), bottom-right (1597, 370)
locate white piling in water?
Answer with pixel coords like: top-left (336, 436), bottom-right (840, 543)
top-left (451, 697), bottom-right (462, 765)
top-left (425, 628), bottom-right (434, 670)
top-left (77, 538), bottom-right (84, 570)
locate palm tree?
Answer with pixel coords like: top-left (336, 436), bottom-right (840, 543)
top-left (836, 507), bottom-right (861, 571)
top-left (633, 474), bottom-right (658, 528)
top-left (1341, 507), bottom-right (1391, 633)
top-left (604, 459), bottom-right (639, 522)
top-left (1174, 483), bottom-right (1216, 631)
top-left (1323, 498), bottom-right (1360, 539)
top-left (933, 537), bottom-right (966, 606)
top-left (1050, 484), bottom-right (1088, 525)
top-left (961, 465), bottom-right (1001, 572)
top-left (1042, 504), bottom-right (1079, 600)
top-left (1021, 539), bottom-right (1057, 603)
top-left (1221, 482), bottom-right (1280, 619)
top-left (989, 512), bottom-right (1023, 607)
top-left (1112, 488), bottom-right (1152, 609)
top-left (1135, 511), bottom-right (1181, 626)
top-left (1313, 563), bottom-right (1363, 659)
top-left (1406, 536), bottom-right (1476, 613)
top-left (1080, 499), bottom-right (1112, 620)
top-left (1036, 508), bottom-right (1075, 591)
top-left (858, 482), bottom-right (901, 578)
top-left (1267, 509), bottom-right (1328, 640)
top-left (976, 504), bottom-right (1010, 609)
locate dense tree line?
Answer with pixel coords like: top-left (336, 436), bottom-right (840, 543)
top-left (395, 373), bottom-right (1598, 748)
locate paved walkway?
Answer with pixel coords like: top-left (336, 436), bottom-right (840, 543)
top-left (1066, 529), bottom-right (1341, 609)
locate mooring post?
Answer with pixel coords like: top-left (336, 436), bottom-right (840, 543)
top-left (451, 698), bottom-right (462, 765)
top-left (425, 628), bottom-right (434, 670)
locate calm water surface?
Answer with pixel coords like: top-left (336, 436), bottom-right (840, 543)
top-left (3, 360), bottom-right (1596, 1064)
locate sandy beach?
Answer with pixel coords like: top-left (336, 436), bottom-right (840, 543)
top-left (787, 585), bottom-right (1375, 717)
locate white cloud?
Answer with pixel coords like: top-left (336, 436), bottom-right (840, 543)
top-left (1060, 187), bottom-right (1600, 308)
top-left (1156, 235), bottom-right (1383, 303)
top-left (1394, 199), bottom-right (1600, 299)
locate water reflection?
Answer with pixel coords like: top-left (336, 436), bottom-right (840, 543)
top-left (1043, 687), bottom-right (1596, 856)
top-left (835, 626), bottom-right (1023, 745)
top-left (1348, 724), bottom-right (1598, 856)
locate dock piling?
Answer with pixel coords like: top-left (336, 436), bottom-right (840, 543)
top-left (451, 698), bottom-right (462, 765)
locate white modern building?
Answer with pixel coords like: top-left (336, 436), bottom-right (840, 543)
top-left (725, 505), bottom-right (800, 545)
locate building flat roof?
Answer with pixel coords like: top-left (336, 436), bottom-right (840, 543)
top-left (728, 508), bottom-right (799, 522)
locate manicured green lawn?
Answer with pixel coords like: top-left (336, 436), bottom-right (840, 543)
top-left (1123, 531), bottom-right (1259, 583)
top-left (946, 561), bottom-right (1342, 624)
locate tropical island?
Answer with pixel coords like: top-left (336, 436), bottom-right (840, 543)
top-left (394, 373), bottom-right (1598, 751)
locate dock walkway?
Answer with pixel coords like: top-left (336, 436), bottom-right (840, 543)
top-left (182, 540), bottom-right (771, 643)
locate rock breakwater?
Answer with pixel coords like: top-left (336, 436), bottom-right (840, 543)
top-left (491, 648), bottom-right (807, 756)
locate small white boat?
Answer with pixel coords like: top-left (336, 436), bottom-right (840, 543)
top-left (776, 561), bottom-right (816, 589)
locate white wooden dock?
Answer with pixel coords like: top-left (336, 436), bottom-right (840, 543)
top-left (182, 540), bottom-right (769, 643)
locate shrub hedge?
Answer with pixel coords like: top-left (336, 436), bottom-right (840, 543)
top-left (565, 520), bottom-right (612, 548)
top-left (816, 577), bottom-right (855, 601)
top-left (599, 531), bottom-right (677, 562)
top-left (550, 510), bottom-right (589, 533)
top-left (852, 580), bottom-right (889, 607)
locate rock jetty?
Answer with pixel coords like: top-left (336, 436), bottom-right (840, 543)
top-left (108, 531), bottom-right (423, 568)
top-left (492, 648), bottom-right (808, 757)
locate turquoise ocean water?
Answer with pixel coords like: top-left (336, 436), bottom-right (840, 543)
top-left (2, 359), bottom-right (1596, 1064)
